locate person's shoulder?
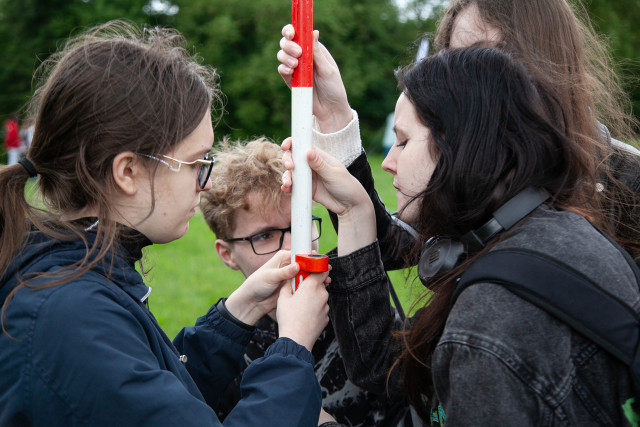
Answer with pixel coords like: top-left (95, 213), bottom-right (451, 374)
top-left (504, 207), bottom-right (637, 293)
top-left (498, 207), bottom-right (619, 267)
top-left (3, 273), bottom-right (141, 369)
top-left (45, 278), bottom-right (125, 322)
top-left (448, 277), bottom-right (531, 329)
top-left (20, 271), bottom-right (141, 344)
top-left (448, 206), bottom-right (640, 340)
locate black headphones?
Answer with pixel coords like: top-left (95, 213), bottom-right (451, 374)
top-left (417, 186), bottom-right (551, 285)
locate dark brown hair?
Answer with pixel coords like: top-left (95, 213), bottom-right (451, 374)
top-left (0, 20), bottom-right (220, 319)
top-left (393, 47), bottom-right (601, 420)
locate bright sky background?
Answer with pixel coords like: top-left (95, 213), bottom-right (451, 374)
top-left (395, 0), bottom-right (446, 21)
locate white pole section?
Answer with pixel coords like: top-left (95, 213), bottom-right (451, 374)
top-left (291, 0), bottom-right (313, 291)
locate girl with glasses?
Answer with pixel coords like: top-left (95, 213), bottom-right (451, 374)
top-left (0, 21), bottom-right (330, 427)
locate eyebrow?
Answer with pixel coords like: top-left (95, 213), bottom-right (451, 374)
top-left (392, 125), bottom-right (407, 138)
top-left (188, 146), bottom-right (213, 159)
top-left (247, 223), bottom-right (292, 236)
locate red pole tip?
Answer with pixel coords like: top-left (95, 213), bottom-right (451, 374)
top-left (291, 0), bottom-right (313, 88)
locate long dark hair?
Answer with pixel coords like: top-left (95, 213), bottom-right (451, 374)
top-left (393, 47), bottom-right (602, 420)
top-left (0, 21), bottom-right (220, 320)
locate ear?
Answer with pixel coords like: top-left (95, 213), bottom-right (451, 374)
top-left (112, 151), bottom-right (144, 195)
top-left (215, 239), bottom-right (240, 270)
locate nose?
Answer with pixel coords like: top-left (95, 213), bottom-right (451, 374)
top-left (381, 147), bottom-right (396, 175)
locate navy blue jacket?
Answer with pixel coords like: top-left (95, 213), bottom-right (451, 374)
top-left (0, 228), bottom-right (321, 426)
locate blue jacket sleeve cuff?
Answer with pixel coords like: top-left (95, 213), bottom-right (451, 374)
top-left (198, 300), bottom-right (255, 344)
top-left (266, 337), bottom-right (315, 365)
top-left (215, 297), bottom-right (255, 331)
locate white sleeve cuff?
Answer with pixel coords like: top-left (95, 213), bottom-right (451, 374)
top-left (312, 109), bottom-right (364, 166)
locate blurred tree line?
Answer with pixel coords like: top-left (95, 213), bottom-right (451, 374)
top-left (0, 0), bottom-right (637, 153)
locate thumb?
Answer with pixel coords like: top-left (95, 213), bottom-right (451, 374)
top-left (260, 250), bottom-right (299, 280)
top-left (307, 147), bottom-right (341, 182)
top-left (307, 147), bottom-right (328, 174)
top-left (263, 249), bottom-right (291, 269)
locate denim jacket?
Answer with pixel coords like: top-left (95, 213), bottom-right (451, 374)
top-left (328, 206), bottom-right (639, 426)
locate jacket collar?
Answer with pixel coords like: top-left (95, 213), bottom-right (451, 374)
top-left (1, 219), bottom-right (153, 305)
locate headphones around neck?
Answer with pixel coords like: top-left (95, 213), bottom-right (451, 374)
top-left (417, 186), bottom-right (550, 285)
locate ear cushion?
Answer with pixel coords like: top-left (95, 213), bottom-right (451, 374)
top-left (415, 188), bottom-right (550, 287)
top-left (417, 237), bottom-right (465, 285)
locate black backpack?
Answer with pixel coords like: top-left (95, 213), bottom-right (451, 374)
top-left (452, 235), bottom-right (640, 389)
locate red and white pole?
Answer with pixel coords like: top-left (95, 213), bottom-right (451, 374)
top-left (291, 0), bottom-right (314, 290)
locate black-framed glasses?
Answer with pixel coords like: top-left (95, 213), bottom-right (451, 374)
top-left (224, 215), bottom-right (322, 255)
top-left (136, 152), bottom-right (215, 189)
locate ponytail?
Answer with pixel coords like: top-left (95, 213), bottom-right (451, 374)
top-left (0, 162), bottom-right (36, 281)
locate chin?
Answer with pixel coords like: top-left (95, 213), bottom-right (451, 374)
top-left (162, 223), bottom-right (190, 244)
top-left (178, 222), bottom-right (190, 238)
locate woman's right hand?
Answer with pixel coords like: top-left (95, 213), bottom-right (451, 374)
top-left (276, 269), bottom-right (330, 352)
top-left (277, 24), bottom-right (353, 133)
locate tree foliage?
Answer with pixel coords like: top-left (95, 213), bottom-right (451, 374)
top-left (0, 0), bottom-right (637, 150)
top-left (171, 0), bottom-right (435, 148)
top-left (0, 0), bottom-right (169, 117)
top-left (583, 0), bottom-right (640, 128)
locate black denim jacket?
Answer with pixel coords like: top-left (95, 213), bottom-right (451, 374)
top-left (327, 206), bottom-right (639, 426)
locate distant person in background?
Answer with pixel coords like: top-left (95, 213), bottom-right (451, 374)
top-left (200, 137), bottom-right (413, 427)
top-left (3, 115), bottom-right (22, 165)
top-left (19, 118), bottom-right (35, 154)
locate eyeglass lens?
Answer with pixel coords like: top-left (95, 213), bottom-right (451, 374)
top-left (251, 217), bottom-right (321, 255)
top-left (198, 154), bottom-right (214, 189)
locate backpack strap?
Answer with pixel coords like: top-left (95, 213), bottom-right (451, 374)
top-left (453, 248), bottom-right (640, 370)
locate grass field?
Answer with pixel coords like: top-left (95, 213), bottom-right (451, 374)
top-left (145, 153), bottom-right (422, 337)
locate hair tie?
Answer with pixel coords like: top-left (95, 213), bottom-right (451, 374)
top-left (18, 158), bottom-right (38, 178)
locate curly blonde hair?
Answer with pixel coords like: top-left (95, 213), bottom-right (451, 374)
top-left (200, 137), bottom-right (288, 238)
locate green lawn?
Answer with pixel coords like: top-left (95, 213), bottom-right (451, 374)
top-left (145, 153), bottom-right (421, 337)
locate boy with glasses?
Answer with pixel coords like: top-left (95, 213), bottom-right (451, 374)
top-left (200, 137), bottom-right (411, 426)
